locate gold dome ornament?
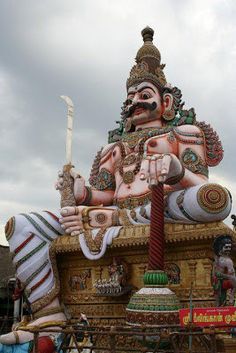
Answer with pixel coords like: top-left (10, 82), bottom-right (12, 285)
top-left (126, 26), bottom-right (167, 90)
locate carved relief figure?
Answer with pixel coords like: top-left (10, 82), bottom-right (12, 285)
top-left (69, 269), bottom-right (91, 291)
top-left (164, 263), bottom-right (181, 284)
top-left (212, 235), bottom-right (236, 306)
top-left (94, 258), bottom-right (128, 295)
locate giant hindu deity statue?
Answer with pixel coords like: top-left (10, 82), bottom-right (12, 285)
top-left (0, 27), bottom-right (232, 347)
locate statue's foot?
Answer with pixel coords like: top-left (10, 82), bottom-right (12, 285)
top-left (0, 312), bottom-right (66, 345)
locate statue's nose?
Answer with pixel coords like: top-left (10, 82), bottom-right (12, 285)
top-left (132, 93), bottom-right (139, 104)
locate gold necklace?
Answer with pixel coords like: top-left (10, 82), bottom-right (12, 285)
top-left (121, 126), bottom-right (173, 149)
top-left (119, 153), bottom-right (141, 184)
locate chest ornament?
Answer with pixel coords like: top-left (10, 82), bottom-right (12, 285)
top-left (119, 128), bottom-right (173, 185)
top-left (119, 153), bottom-right (142, 184)
top-left (122, 127), bottom-right (173, 149)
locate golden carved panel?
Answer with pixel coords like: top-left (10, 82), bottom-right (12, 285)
top-left (55, 221), bottom-right (235, 322)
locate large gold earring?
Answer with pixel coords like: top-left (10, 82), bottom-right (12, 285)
top-left (162, 93), bottom-right (175, 121)
top-left (124, 118), bottom-right (132, 132)
top-left (162, 107), bottom-right (175, 121)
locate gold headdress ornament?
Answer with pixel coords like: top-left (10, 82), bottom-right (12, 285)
top-left (126, 26), bottom-right (167, 90)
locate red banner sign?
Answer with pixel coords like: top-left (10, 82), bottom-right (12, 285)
top-left (179, 306), bottom-right (236, 327)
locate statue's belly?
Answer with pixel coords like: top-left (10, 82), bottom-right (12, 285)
top-left (114, 171), bottom-right (150, 200)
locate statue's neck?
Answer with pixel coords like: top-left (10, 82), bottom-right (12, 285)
top-left (135, 120), bottom-right (164, 131)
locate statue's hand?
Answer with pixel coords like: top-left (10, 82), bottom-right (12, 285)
top-left (140, 153), bottom-right (183, 186)
top-left (60, 206), bottom-right (85, 235)
top-left (55, 168), bottom-right (86, 204)
top-left (60, 206), bottom-right (117, 235)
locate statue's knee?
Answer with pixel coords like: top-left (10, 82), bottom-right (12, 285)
top-left (5, 214), bottom-right (30, 244)
top-left (5, 216), bottom-right (16, 243)
top-left (197, 183), bottom-right (232, 217)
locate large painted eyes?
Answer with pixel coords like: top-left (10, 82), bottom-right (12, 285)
top-left (141, 92), bottom-right (151, 100)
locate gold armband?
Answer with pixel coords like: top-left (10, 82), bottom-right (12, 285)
top-left (81, 207), bottom-right (92, 230)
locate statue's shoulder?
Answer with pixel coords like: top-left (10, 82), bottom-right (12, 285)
top-left (101, 142), bottom-right (116, 158)
top-left (195, 121), bottom-right (224, 166)
top-left (173, 124), bottom-right (203, 136)
top-left (173, 122), bottom-right (224, 166)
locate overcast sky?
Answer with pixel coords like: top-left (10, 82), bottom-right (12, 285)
top-left (0, 0), bottom-right (235, 245)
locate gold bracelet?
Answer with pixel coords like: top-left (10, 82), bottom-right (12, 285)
top-left (81, 207), bottom-right (92, 230)
top-left (82, 206), bottom-right (114, 229)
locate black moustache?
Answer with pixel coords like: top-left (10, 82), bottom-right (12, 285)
top-left (125, 101), bottom-right (157, 119)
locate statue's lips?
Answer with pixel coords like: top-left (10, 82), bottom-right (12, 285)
top-left (133, 107), bottom-right (145, 116)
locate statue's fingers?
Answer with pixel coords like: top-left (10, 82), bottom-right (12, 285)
top-left (161, 154), bottom-right (171, 173)
top-left (58, 177), bottom-right (64, 185)
top-left (59, 215), bottom-right (82, 224)
top-left (70, 167), bottom-right (76, 178)
top-left (61, 221), bottom-right (81, 229)
top-left (158, 154), bottom-right (171, 182)
top-left (140, 158), bottom-right (149, 180)
top-left (70, 168), bottom-right (82, 179)
top-left (55, 182), bottom-right (60, 190)
top-left (149, 156), bottom-right (158, 186)
top-left (71, 230), bottom-right (82, 236)
top-left (65, 225), bottom-right (83, 234)
top-left (60, 206), bottom-right (78, 217)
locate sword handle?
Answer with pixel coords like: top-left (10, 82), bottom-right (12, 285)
top-left (60, 163), bottom-right (76, 208)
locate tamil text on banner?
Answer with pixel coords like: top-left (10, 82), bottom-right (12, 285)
top-left (179, 306), bottom-right (236, 327)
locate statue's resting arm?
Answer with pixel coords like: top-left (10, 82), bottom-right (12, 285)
top-left (141, 124), bottom-right (209, 189)
top-left (172, 125), bottom-right (209, 187)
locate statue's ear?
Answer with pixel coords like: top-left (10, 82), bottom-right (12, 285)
top-left (162, 93), bottom-right (175, 121)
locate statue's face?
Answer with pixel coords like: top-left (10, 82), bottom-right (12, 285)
top-left (220, 240), bottom-right (232, 256)
top-left (125, 81), bottom-right (163, 127)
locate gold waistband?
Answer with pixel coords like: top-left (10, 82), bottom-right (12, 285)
top-left (113, 192), bottom-right (152, 209)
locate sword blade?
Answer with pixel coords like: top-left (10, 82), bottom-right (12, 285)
top-left (60, 95), bottom-right (74, 164)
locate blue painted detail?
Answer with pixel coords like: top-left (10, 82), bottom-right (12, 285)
top-left (0, 342), bottom-right (30, 353)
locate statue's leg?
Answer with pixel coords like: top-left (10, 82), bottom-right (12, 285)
top-left (166, 184), bottom-right (232, 223)
top-left (0, 211), bottom-right (65, 345)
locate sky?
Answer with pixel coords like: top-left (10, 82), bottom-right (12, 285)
top-left (0, 0), bottom-right (236, 245)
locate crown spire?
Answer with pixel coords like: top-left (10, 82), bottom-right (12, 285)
top-left (127, 26), bottom-right (166, 89)
top-left (141, 26), bottom-right (154, 43)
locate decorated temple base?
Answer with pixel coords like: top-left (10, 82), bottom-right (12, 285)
top-left (55, 221), bottom-right (234, 324)
top-left (1, 221), bottom-right (235, 352)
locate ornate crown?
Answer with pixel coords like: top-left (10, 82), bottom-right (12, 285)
top-left (126, 27), bottom-right (167, 89)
